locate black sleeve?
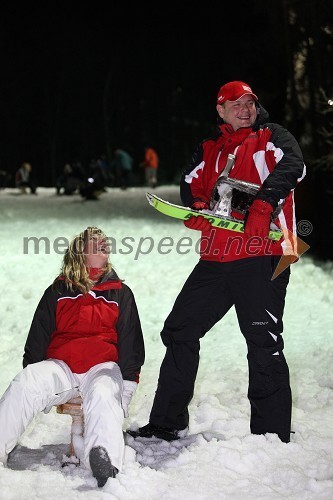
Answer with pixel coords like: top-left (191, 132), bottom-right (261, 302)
top-left (256, 123), bottom-right (306, 208)
top-left (180, 142), bottom-right (206, 207)
top-left (116, 284), bottom-right (145, 382)
top-left (22, 285), bottom-right (58, 368)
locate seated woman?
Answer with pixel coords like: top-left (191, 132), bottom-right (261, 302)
top-left (0, 226), bottom-right (145, 488)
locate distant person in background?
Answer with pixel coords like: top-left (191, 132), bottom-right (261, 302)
top-left (140, 146), bottom-right (159, 188)
top-left (80, 159), bottom-right (106, 200)
top-left (111, 149), bottom-right (133, 190)
top-left (56, 163), bottom-right (83, 195)
top-left (15, 162), bottom-right (37, 194)
top-left (0, 169), bottom-right (10, 189)
top-left (97, 154), bottom-right (114, 187)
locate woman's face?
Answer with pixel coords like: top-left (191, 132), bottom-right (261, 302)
top-left (84, 233), bottom-right (110, 268)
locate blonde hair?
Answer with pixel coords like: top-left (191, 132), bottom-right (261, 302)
top-left (57, 227), bottom-right (112, 294)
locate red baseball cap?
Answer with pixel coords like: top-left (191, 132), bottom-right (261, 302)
top-left (217, 81), bottom-right (258, 104)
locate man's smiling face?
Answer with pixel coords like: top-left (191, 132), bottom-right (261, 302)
top-left (217, 96), bottom-right (257, 131)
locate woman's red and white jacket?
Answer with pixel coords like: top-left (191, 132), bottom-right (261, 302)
top-left (23, 270), bottom-right (145, 382)
top-left (180, 108), bottom-right (306, 262)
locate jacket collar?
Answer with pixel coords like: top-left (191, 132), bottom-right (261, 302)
top-left (218, 124), bottom-right (254, 142)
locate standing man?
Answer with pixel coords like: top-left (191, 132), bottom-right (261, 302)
top-left (111, 148), bottom-right (133, 190)
top-left (129, 81), bottom-right (306, 444)
top-left (140, 146), bottom-right (159, 188)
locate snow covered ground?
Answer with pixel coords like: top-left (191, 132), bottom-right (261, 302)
top-left (0, 186), bottom-right (332, 499)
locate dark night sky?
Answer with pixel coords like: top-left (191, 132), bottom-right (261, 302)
top-left (0, 3), bottom-right (319, 185)
top-left (2, 2), bottom-right (332, 258)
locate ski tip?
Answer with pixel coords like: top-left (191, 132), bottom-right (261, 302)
top-left (146, 192), bottom-right (153, 205)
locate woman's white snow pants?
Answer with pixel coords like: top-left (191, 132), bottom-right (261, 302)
top-left (0, 360), bottom-right (125, 471)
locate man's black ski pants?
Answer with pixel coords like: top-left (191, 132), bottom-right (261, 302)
top-left (149, 256), bottom-right (292, 443)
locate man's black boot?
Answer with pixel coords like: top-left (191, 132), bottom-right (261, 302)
top-left (127, 422), bottom-right (186, 442)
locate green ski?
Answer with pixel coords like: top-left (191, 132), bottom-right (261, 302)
top-left (146, 192), bottom-right (282, 241)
